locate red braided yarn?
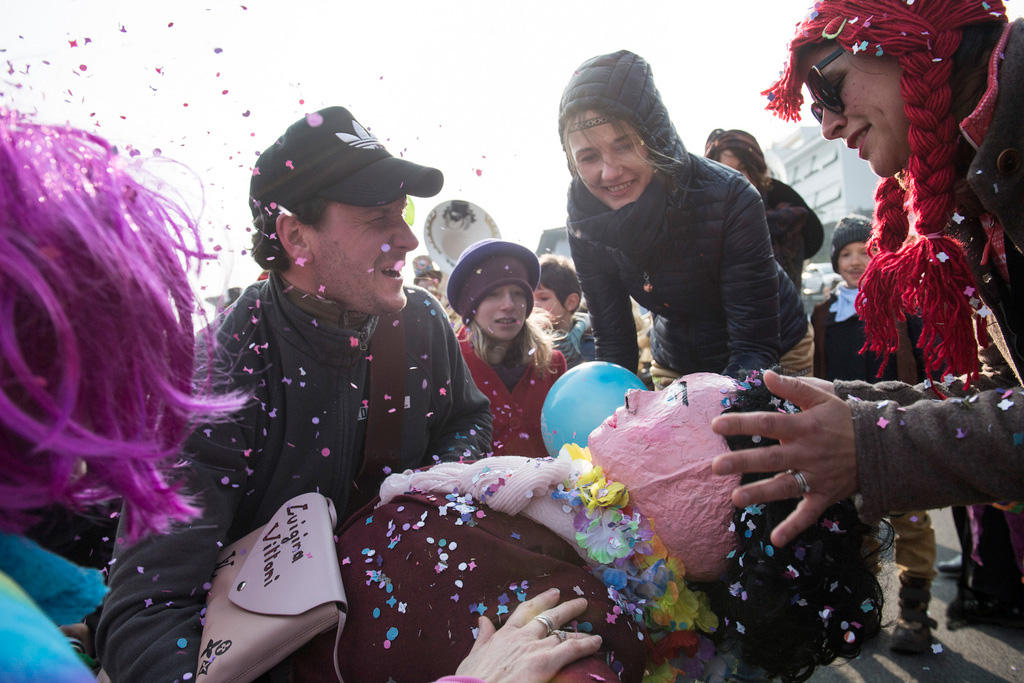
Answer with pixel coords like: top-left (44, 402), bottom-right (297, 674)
top-left (856, 178), bottom-right (908, 373)
top-left (872, 177), bottom-right (909, 253)
top-left (888, 36), bottom-right (979, 379)
top-left (901, 236), bottom-right (978, 378)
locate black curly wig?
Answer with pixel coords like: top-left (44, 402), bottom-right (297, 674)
top-left (710, 370), bottom-right (885, 682)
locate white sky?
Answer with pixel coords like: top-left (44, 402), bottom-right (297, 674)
top-left (4, 0), bottom-right (1020, 296)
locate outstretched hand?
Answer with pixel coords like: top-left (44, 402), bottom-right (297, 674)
top-left (710, 370), bottom-right (858, 547)
top-left (454, 587), bottom-right (603, 683)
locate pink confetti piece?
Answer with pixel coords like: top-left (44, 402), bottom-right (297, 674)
top-left (876, 417), bottom-right (889, 428)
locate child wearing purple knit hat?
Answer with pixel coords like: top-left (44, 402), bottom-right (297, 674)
top-left (447, 239), bottom-right (567, 458)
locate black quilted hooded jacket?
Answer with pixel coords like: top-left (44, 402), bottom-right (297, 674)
top-left (560, 50), bottom-right (806, 376)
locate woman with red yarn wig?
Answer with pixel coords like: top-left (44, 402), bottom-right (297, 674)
top-left (712, 0), bottom-right (1024, 552)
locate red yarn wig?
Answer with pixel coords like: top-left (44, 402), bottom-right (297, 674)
top-left (764, 0), bottom-right (1008, 381)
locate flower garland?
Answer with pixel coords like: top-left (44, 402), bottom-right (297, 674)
top-left (552, 443), bottom-right (720, 681)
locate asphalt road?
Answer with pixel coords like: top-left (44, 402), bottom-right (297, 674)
top-left (810, 508), bottom-right (1024, 682)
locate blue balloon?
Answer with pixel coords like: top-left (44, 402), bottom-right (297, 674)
top-left (541, 361), bottom-right (648, 457)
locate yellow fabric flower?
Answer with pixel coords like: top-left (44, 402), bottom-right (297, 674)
top-left (693, 590), bottom-right (719, 633)
top-left (651, 581), bottom-right (691, 628)
top-left (560, 442), bottom-right (592, 461)
top-left (649, 582), bottom-right (719, 634)
top-left (575, 466), bottom-right (629, 512)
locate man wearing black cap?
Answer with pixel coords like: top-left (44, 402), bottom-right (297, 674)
top-left (96, 107), bottom-right (492, 681)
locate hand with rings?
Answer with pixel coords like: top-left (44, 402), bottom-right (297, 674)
top-left (454, 587), bottom-right (603, 682)
top-left (710, 371), bottom-right (857, 547)
top-left (533, 614), bottom-right (570, 643)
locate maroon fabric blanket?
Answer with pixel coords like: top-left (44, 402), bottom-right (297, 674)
top-left (293, 493), bottom-right (647, 682)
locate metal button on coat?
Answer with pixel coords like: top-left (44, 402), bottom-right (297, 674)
top-left (996, 148), bottom-right (1021, 175)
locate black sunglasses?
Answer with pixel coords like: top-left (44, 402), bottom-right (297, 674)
top-left (806, 47), bottom-right (846, 123)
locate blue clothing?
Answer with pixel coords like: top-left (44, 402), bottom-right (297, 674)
top-left (0, 533), bottom-right (106, 626)
top-left (0, 535), bottom-right (100, 682)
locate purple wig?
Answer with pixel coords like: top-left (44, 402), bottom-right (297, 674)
top-left (0, 109), bottom-right (240, 541)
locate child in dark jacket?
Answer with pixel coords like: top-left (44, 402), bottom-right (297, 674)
top-left (812, 214), bottom-right (937, 654)
top-left (812, 216), bottom-right (927, 383)
top-left (534, 254), bottom-right (595, 369)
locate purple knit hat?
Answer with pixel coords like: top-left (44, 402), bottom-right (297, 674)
top-left (446, 239), bottom-right (540, 324)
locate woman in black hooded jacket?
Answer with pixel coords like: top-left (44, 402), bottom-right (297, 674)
top-left (559, 50), bottom-right (809, 381)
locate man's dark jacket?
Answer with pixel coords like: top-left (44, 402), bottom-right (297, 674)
top-left (96, 275), bottom-right (491, 681)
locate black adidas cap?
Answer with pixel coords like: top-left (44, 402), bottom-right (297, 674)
top-left (249, 106), bottom-right (443, 218)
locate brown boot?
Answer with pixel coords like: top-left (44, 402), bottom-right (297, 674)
top-left (890, 577), bottom-right (936, 654)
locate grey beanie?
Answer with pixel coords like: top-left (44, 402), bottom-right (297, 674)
top-left (830, 215), bottom-right (872, 271)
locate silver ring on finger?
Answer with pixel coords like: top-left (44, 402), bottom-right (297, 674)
top-left (554, 629), bottom-right (568, 643)
top-left (533, 614), bottom-right (555, 638)
top-left (787, 469), bottom-right (811, 494)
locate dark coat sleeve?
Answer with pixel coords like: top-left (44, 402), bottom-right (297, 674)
top-left (95, 416), bottom-right (254, 682)
top-left (718, 180), bottom-right (782, 376)
top-left (850, 386), bottom-right (1024, 520)
top-left (568, 233), bottom-right (640, 373)
top-left (417, 291), bottom-right (492, 462)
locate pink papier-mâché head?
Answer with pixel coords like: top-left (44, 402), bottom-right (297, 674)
top-left (588, 372), bottom-right (740, 581)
